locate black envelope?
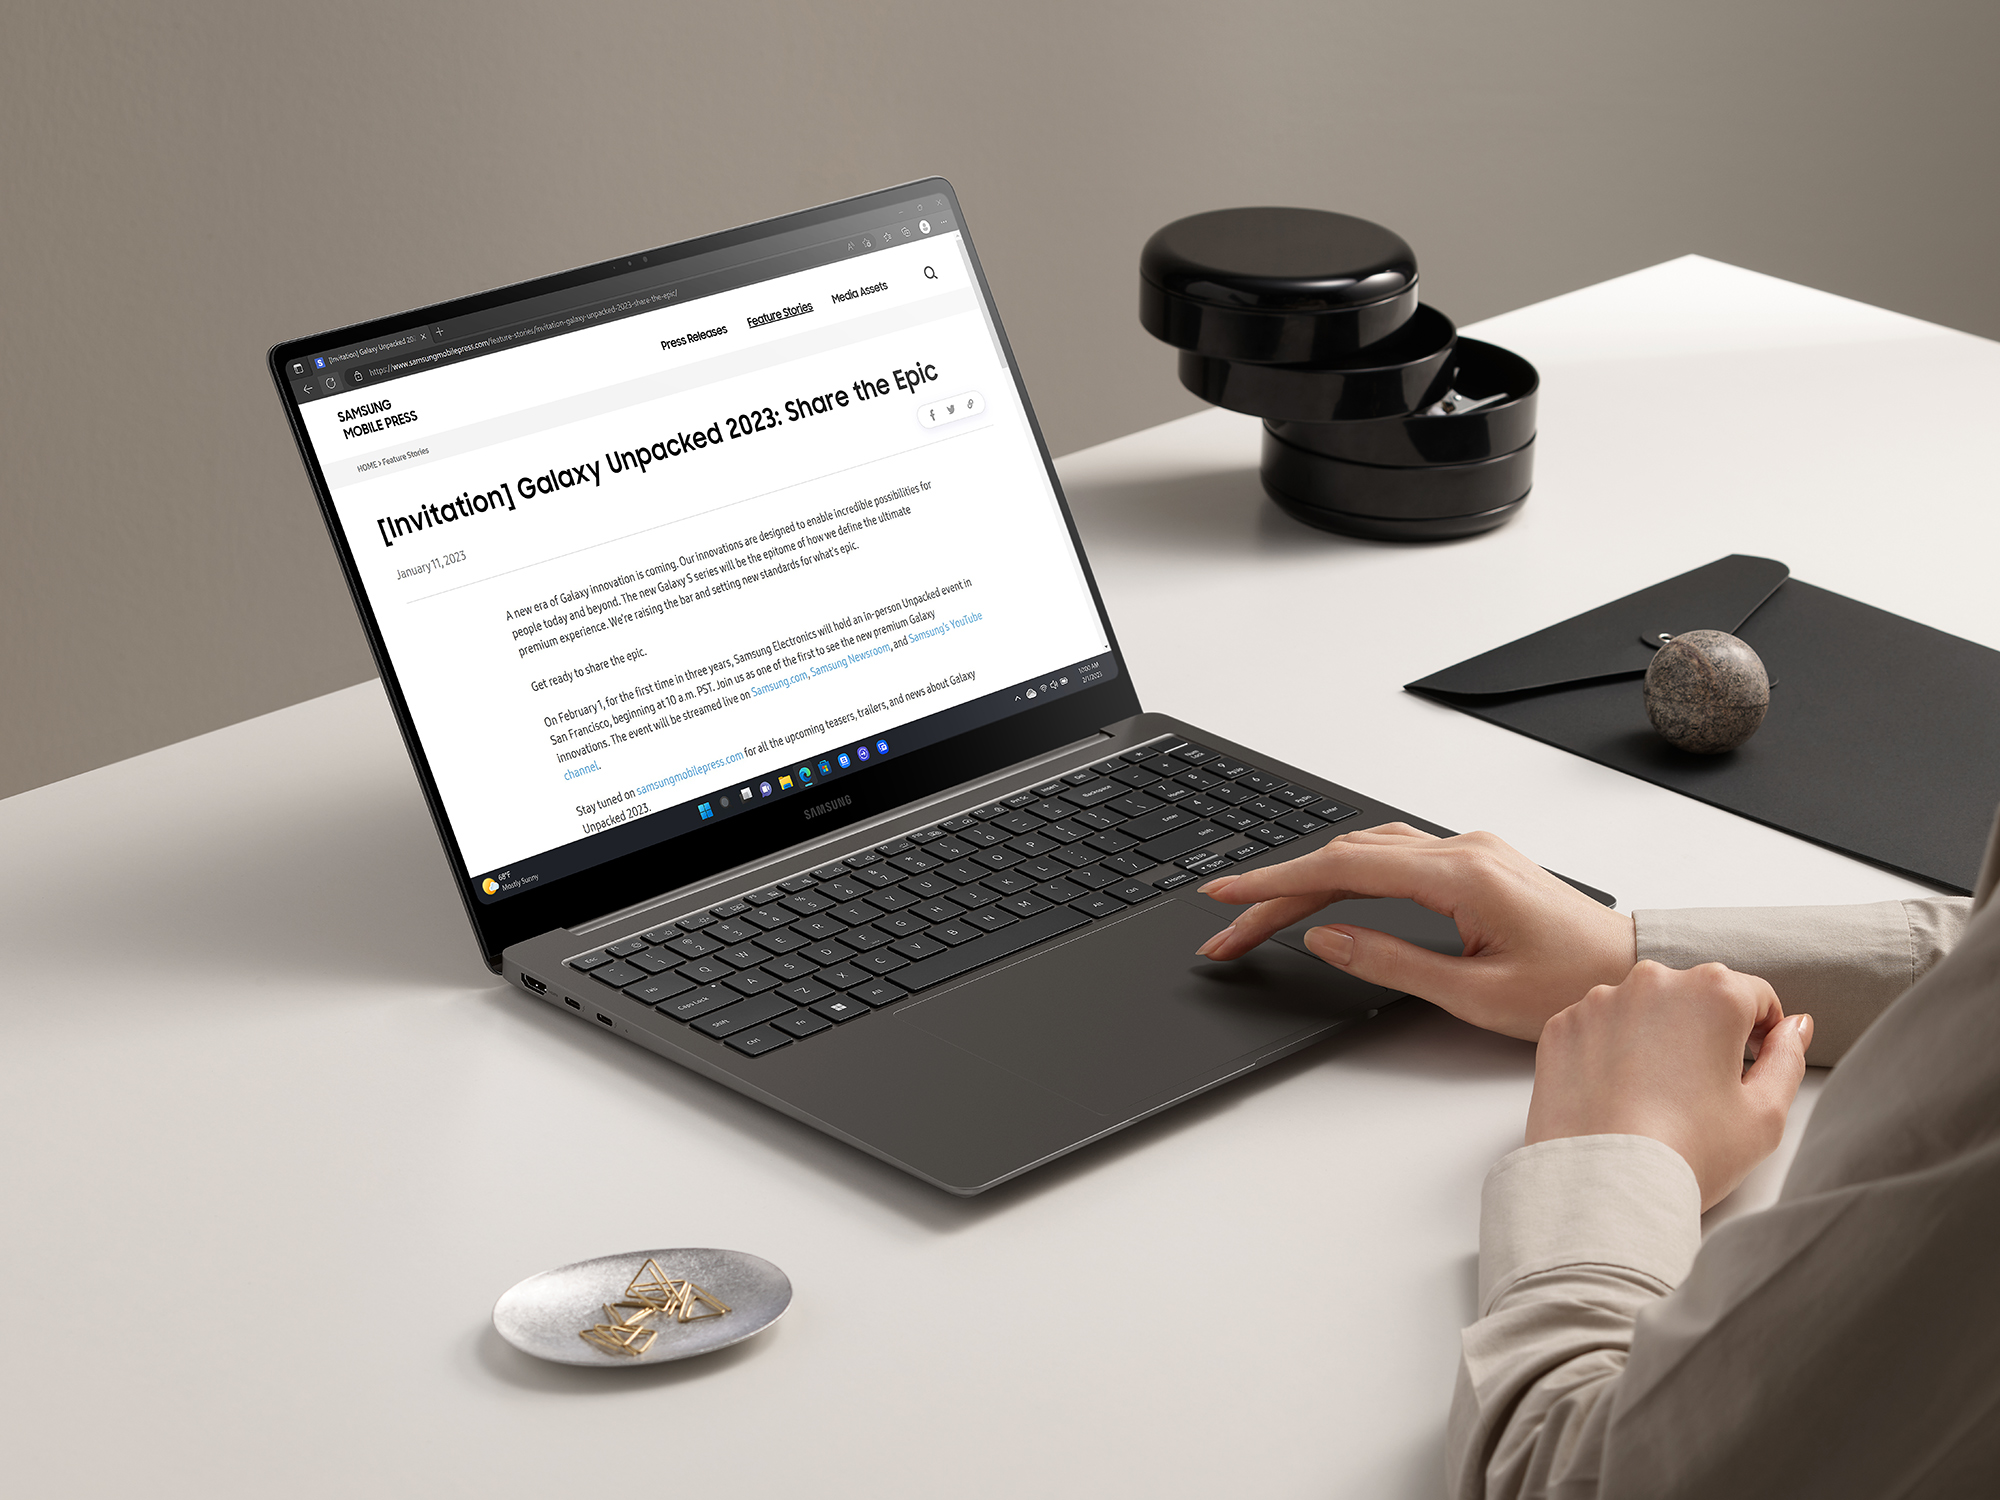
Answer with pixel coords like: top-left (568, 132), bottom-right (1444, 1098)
top-left (1406, 555), bottom-right (2000, 893)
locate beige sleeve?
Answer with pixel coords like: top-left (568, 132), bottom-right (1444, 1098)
top-left (1632, 897), bottom-right (1969, 1064)
top-left (1446, 1136), bottom-right (1701, 1500)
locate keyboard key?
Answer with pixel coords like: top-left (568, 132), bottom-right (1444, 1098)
top-left (781, 891), bottom-right (833, 915)
top-left (956, 824), bottom-right (1007, 848)
top-left (1016, 857), bottom-right (1068, 882)
top-left (708, 898), bottom-right (751, 918)
top-left (951, 883), bottom-right (1003, 908)
top-left (815, 877), bottom-right (869, 904)
top-left (1320, 802), bottom-right (1360, 824)
top-left (876, 838), bottom-right (914, 856)
top-left (913, 899), bottom-right (965, 923)
top-left (1107, 792), bottom-right (1162, 818)
top-left (628, 973), bottom-right (696, 1004)
top-left (1071, 809), bottom-right (1122, 832)
top-left (1002, 791), bottom-right (1037, 809)
top-left (839, 926), bottom-right (896, 951)
top-left (851, 980), bottom-right (908, 1007)
top-left (843, 850), bottom-right (884, 868)
top-left (892, 934), bottom-right (948, 960)
top-left (927, 837), bottom-right (974, 861)
top-left (964, 907), bottom-right (1018, 932)
top-left (773, 1009), bottom-right (833, 1038)
top-left (1118, 805), bottom-right (1200, 842)
top-left (1208, 783), bottom-right (1255, 805)
top-left (1024, 800), bottom-right (1072, 824)
top-left (604, 937), bottom-right (649, 958)
top-left (1054, 845), bottom-right (1103, 869)
top-left (1271, 787), bottom-right (1320, 809)
top-left (889, 850), bottom-right (943, 875)
top-left (664, 932), bottom-right (722, 959)
top-left (1249, 825), bottom-right (1298, 846)
top-left (817, 964), bottom-right (872, 990)
top-left (1059, 780), bottom-right (1121, 808)
top-left (568, 950), bottom-right (616, 971)
top-left (856, 950), bottom-right (910, 975)
top-left (802, 940), bottom-right (855, 966)
top-left (747, 886), bottom-right (785, 905)
top-left (1008, 833), bottom-right (1062, 858)
top-left (1112, 765), bottom-right (1160, 788)
top-left (693, 992), bottom-right (795, 1037)
top-left (1034, 878), bottom-right (1087, 903)
top-left (1211, 808), bottom-right (1260, 832)
top-left (1148, 781), bottom-right (1194, 803)
top-left (1084, 829), bottom-right (1140, 853)
top-left (762, 954), bottom-right (820, 981)
top-left (1239, 771), bottom-right (1288, 794)
top-left (1038, 820), bottom-right (1090, 844)
top-left (875, 911), bottom-right (930, 938)
top-left (1070, 892), bottom-right (1123, 918)
top-left (716, 944), bottom-right (764, 967)
top-left (640, 925), bottom-right (678, 944)
top-left (723, 1025), bottom-right (791, 1056)
top-left (866, 886), bottom-right (922, 912)
top-left (1065, 864), bottom-right (1121, 890)
top-left (982, 870), bottom-right (1036, 896)
top-left (851, 865), bottom-right (903, 889)
top-left (939, 814), bottom-right (978, 833)
top-left (930, 922), bottom-right (981, 945)
top-left (1175, 769), bottom-right (1221, 792)
top-left (1061, 769), bottom-right (1099, 786)
top-left (970, 847), bottom-right (1024, 870)
top-left (1119, 746), bottom-right (1159, 762)
top-left (660, 983), bottom-right (738, 1020)
top-left (743, 904), bottom-right (793, 929)
top-left (627, 951), bottom-right (674, 975)
top-left (788, 915), bottom-right (846, 942)
top-left (707, 919), bottom-right (758, 945)
top-left (1247, 797), bottom-right (1290, 821)
top-left (810, 862), bottom-right (850, 880)
top-left (1154, 870), bottom-right (1199, 889)
top-left (901, 873), bottom-right (958, 899)
top-left (1135, 822), bottom-right (1229, 864)
top-left (989, 811), bottom-right (1043, 836)
top-left (1182, 853), bottom-right (1231, 876)
top-left (1172, 745), bottom-right (1215, 764)
top-left (1091, 758), bottom-right (1123, 775)
top-left (829, 901), bottom-right (878, 925)
top-left (997, 893), bottom-right (1053, 917)
top-left (1222, 843), bottom-right (1265, 862)
top-left (676, 958), bottom-right (735, 985)
top-left (778, 978), bottom-right (837, 1006)
top-left (1108, 881), bottom-right (1161, 905)
top-left (724, 969), bottom-right (784, 996)
top-left (909, 828), bottom-right (947, 843)
top-left (892, 905), bottom-right (1092, 991)
top-left (937, 860), bottom-right (987, 884)
top-left (1101, 853), bottom-right (1154, 877)
top-left (972, 804), bottom-right (1010, 819)
top-left (1033, 780), bottom-right (1065, 796)
top-left (1209, 758), bottom-right (1251, 779)
top-left (590, 961), bottom-right (648, 988)
top-left (1178, 795), bottom-right (1221, 817)
top-left (811, 993), bottom-right (870, 1022)
top-left (778, 874), bottom-right (818, 894)
top-left (1278, 811), bottom-right (1328, 835)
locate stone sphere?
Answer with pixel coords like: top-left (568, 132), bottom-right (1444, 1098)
top-left (1644, 630), bottom-right (1770, 754)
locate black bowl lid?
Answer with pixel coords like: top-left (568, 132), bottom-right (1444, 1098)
top-left (1141, 208), bottom-right (1417, 314)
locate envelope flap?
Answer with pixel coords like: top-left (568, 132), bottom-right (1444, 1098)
top-left (1407, 555), bottom-right (1791, 699)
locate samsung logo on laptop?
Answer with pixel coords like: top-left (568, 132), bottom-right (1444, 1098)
top-left (801, 794), bottom-right (852, 821)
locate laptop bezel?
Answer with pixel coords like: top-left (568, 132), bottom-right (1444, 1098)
top-left (267, 177), bottom-right (1140, 971)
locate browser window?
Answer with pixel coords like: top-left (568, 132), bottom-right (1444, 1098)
top-left (292, 209), bottom-right (1114, 901)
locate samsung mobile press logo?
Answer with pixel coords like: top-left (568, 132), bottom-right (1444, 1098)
top-left (802, 794), bottom-right (852, 821)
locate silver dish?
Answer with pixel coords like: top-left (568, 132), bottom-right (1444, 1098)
top-left (492, 1247), bottom-right (791, 1367)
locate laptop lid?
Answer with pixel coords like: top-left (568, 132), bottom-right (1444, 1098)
top-left (269, 179), bottom-right (1138, 971)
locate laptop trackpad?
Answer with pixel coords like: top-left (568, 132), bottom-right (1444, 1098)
top-left (897, 897), bottom-right (1400, 1117)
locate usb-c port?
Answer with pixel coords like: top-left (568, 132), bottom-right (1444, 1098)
top-left (564, 997), bottom-right (581, 1010)
top-left (520, 973), bottom-right (548, 995)
top-left (596, 1013), bottom-right (615, 1028)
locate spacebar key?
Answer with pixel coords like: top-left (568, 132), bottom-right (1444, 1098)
top-left (891, 906), bottom-right (1092, 991)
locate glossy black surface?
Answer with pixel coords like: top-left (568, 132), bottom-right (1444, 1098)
top-left (1266, 338), bottom-right (1540, 467)
top-left (1140, 208), bottom-right (1419, 364)
top-left (1262, 428), bottom-right (1535, 519)
top-left (1177, 305), bottom-right (1457, 422)
top-left (1266, 491), bottom-right (1529, 542)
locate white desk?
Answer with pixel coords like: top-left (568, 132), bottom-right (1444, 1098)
top-left (4, 258), bottom-right (1994, 1498)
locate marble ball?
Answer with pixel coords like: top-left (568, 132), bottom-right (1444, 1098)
top-left (1643, 630), bottom-right (1770, 753)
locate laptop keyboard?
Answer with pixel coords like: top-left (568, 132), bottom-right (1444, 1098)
top-left (562, 737), bottom-right (1357, 1057)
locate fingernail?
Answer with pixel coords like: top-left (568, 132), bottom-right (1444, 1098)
top-left (1197, 877), bottom-right (1230, 895)
top-left (1794, 1013), bottom-right (1814, 1045)
top-left (1304, 927), bottom-right (1354, 966)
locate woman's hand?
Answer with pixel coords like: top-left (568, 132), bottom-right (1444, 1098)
top-left (1195, 825), bottom-right (1637, 1040)
top-left (1529, 961), bottom-right (1813, 1210)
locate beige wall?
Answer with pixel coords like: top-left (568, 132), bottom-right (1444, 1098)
top-left (4, 1), bottom-right (1996, 799)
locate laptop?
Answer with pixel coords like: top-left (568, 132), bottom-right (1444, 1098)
top-left (271, 178), bottom-right (1539, 1195)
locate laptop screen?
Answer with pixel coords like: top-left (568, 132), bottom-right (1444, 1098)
top-left (274, 180), bottom-right (1132, 963)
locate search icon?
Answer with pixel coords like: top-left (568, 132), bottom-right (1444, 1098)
top-left (923, 265), bottom-right (937, 280)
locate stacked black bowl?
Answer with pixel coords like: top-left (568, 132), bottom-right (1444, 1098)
top-left (1140, 208), bottom-right (1539, 541)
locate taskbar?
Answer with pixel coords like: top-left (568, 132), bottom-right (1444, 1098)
top-left (471, 651), bottom-right (1119, 902)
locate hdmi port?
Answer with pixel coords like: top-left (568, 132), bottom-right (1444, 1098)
top-left (520, 973), bottom-right (548, 995)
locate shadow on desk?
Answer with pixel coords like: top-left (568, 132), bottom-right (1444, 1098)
top-left (488, 983), bottom-right (1533, 1235)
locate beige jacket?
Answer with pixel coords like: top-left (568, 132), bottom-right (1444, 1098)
top-left (1447, 812), bottom-right (2000, 1499)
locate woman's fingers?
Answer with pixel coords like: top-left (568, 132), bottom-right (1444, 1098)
top-left (1302, 923), bottom-right (1497, 1023)
top-left (1196, 894), bottom-right (1330, 958)
top-left (1201, 833), bottom-right (1466, 913)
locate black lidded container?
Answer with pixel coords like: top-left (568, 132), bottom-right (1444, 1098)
top-left (1140, 208), bottom-right (1420, 365)
top-left (1178, 304), bottom-right (1457, 422)
top-left (1264, 338), bottom-right (1539, 466)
